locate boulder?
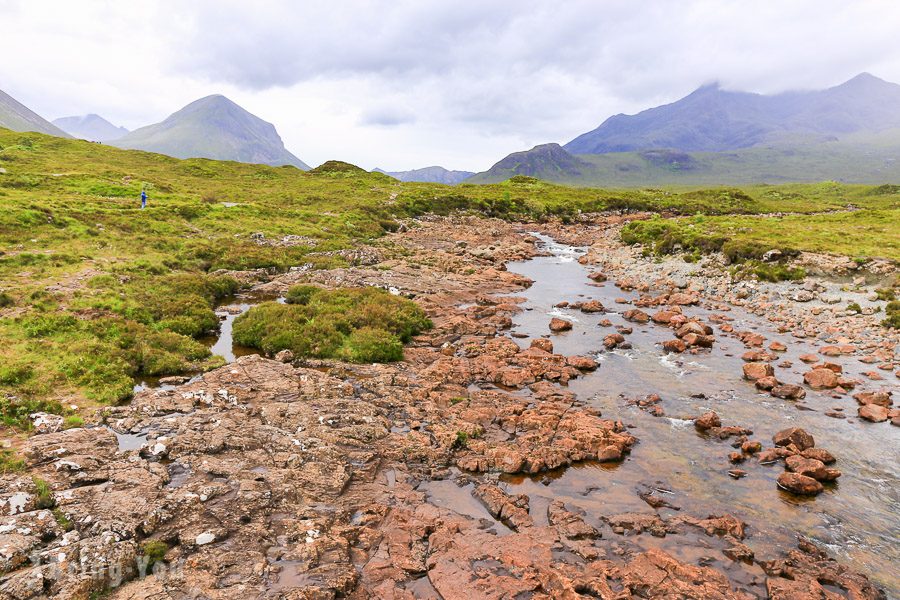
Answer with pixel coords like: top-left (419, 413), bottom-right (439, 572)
top-left (770, 384), bottom-right (806, 400)
top-left (858, 404), bottom-right (889, 423)
top-left (853, 391), bottom-right (892, 407)
top-left (772, 427), bottom-right (815, 451)
top-left (622, 309), bottom-right (650, 323)
top-left (803, 368), bottom-right (839, 389)
top-left (743, 362), bottom-right (774, 381)
top-left (754, 376), bottom-right (779, 391)
top-left (662, 339), bottom-right (686, 353)
top-left (604, 333), bottom-right (626, 349)
top-left (579, 300), bottom-right (605, 313)
top-left (529, 338), bottom-right (554, 353)
top-left (566, 355), bottom-right (598, 371)
top-left (776, 472), bottom-right (823, 495)
top-left (785, 456), bottom-right (840, 481)
top-left (694, 411), bottom-right (721, 431)
top-left (801, 448), bottom-right (835, 464)
top-left (549, 318), bottom-right (573, 332)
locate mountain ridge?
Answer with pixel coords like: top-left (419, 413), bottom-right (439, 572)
top-left (373, 165), bottom-right (474, 184)
top-left (0, 88), bottom-right (72, 138)
top-left (110, 95), bottom-right (309, 169)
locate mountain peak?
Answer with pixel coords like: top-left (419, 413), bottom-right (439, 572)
top-left (0, 88), bottom-right (72, 138)
top-left (53, 113), bottom-right (129, 141)
top-left (111, 96), bottom-right (309, 169)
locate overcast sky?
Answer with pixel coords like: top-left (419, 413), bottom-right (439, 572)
top-left (3, 0), bottom-right (900, 171)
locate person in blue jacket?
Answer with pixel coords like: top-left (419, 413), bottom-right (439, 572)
top-left (141, 189), bottom-right (148, 209)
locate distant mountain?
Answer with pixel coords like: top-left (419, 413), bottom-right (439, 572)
top-left (373, 165), bottom-right (474, 184)
top-left (0, 88), bottom-right (71, 137)
top-left (53, 114), bottom-right (128, 142)
top-left (467, 143), bottom-right (591, 184)
top-left (565, 73), bottom-right (900, 154)
top-left (111, 95), bottom-right (308, 169)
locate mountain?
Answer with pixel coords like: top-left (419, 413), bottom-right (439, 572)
top-left (373, 166), bottom-right (474, 184)
top-left (0, 88), bottom-right (71, 137)
top-left (111, 95), bottom-right (308, 169)
top-left (467, 143), bottom-right (591, 183)
top-left (53, 114), bottom-right (128, 142)
top-left (565, 73), bottom-right (900, 154)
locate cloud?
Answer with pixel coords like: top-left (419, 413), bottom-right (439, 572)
top-left (1, 0), bottom-right (899, 171)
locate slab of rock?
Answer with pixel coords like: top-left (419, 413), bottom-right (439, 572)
top-left (549, 317), bottom-right (573, 332)
top-left (743, 362), bottom-right (774, 381)
top-left (777, 472), bottom-right (823, 495)
top-left (772, 427), bottom-right (815, 451)
top-left (770, 384), bottom-right (806, 400)
top-left (803, 368), bottom-right (839, 389)
top-left (858, 404), bottom-right (889, 423)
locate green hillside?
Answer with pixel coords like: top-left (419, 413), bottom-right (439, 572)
top-left (0, 89), bottom-right (71, 138)
top-left (0, 126), bottom-right (897, 422)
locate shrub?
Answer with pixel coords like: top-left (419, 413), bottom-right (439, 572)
top-left (883, 301), bottom-right (900, 329)
top-left (32, 477), bottom-right (55, 509)
top-left (874, 288), bottom-right (896, 301)
top-left (141, 540), bottom-right (169, 568)
top-left (0, 291), bottom-right (13, 307)
top-left (233, 286), bottom-right (430, 363)
top-left (339, 327), bottom-right (403, 363)
top-left (846, 302), bottom-right (862, 314)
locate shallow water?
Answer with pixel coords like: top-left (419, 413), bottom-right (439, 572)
top-left (501, 233), bottom-right (900, 594)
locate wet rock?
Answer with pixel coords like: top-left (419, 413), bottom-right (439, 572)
top-left (622, 309), bottom-right (650, 323)
top-left (754, 376), bottom-right (779, 391)
top-left (853, 390), bottom-right (892, 407)
top-left (548, 500), bottom-right (599, 539)
top-left (770, 384), bottom-right (806, 400)
top-left (785, 455), bottom-right (840, 481)
top-left (587, 271), bottom-right (607, 282)
top-left (529, 338), bottom-right (553, 353)
top-left (579, 300), bottom-right (605, 313)
top-left (799, 353), bottom-right (820, 363)
top-left (694, 411), bottom-right (721, 431)
top-left (566, 355), bottom-right (598, 371)
top-left (472, 484), bottom-right (533, 531)
top-left (801, 448), bottom-right (836, 464)
top-left (741, 441), bottom-right (762, 454)
top-left (769, 341), bottom-right (787, 352)
top-left (858, 404), bottom-right (889, 422)
top-left (549, 317), bottom-right (573, 332)
top-left (743, 362), bottom-right (774, 381)
top-left (662, 339), bottom-right (686, 353)
top-left (603, 333), bottom-right (625, 349)
top-left (773, 427), bottom-right (815, 451)
top-left (777, 472), bottom-right (823, 495)
top-left (621, 548), bottom-right (737, 597)
top-left (803, 367), bottom-right (839, 389)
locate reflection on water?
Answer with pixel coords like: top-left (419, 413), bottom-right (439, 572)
top-left (502, 233), bottom-right (900, 594)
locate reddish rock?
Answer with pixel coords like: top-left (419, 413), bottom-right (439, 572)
top-left (603, 333), bottom-right (625, 349)
top-left (587, 271), bottom-right (607, 282)
top-left (785, 455), bottom-right (840, 481)
top-left (529, 338), bottom-right (554, 353)
top-left (651, 310), bottom-right (680, 324)
top-left (694, 411), bottom-right (721, 431)
top-left (662, 339), bottom-right (687, 353)
top-left (801, 448), bottom-right (835, 464)
top-left (728, 451), bottom-right (745, 463)
top-left (580, 299), bottom-right (605, 313)
top-left (858, 404), bottom-right (889, 422)
top-left (853, 391), bottom-right (892, 407)
top-left (743, 362), bottom-right (775, 381)
top-left (773, 427), bottom-right (815, 451)
top-left (769, 341), bottom-right (787, 352)
top-left (777, 472), bottom-right (823, 495)
top-left (566, 355), bottom-right (598, 371)
top-left (820, 362), bottom-right (843, 373)
top-left (622, 309), bottom-right (650, 323)
top-left (549, 317), bottom-right (573, 332)
top-left (741, 440), bottom-right (762, 454)
top-left (770, 384), bottom-right (806, 400)
top-left (819, 345), bottom-right (842, 356)
top-left (803, 368), bottom-right (839, 389)
top-left (799, 354), bottom-right (819, 363)
top-left (742, 350), bottom-right (773, 362)
top-left (755, 376), bottom-right (779, 391)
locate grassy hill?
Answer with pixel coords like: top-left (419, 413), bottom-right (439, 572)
top-left (0, 126), bottom-right (897, 425)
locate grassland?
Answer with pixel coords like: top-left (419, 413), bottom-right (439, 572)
top-left (0, 127), bottom-right (898, 430)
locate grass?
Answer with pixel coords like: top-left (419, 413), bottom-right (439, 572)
top-left (0, 127), bottom-right (898, 426)
top-left (140, 540), bottom-right (169, 569)
top-left (233, 285), bottom-right (431, 362)
top-left (0, 448), bottom-right (25, 473)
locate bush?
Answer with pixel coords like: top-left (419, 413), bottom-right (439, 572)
top-left (847, 302), bottom-right (862, 314)
top-left (874, 288), bottom-right (896, 301)
top-left (0, 291), bottom-right (13, 307)
top-left (141, 540), bottom-right (169, 568)
top-left (732, 260), bottom-right (806, 282)
top-left (32, 477), bottom-right (55, 509)
top-left (234, 286), bottom-right (430, 363)
top-left (63, 415), bottom-right (84, 429)
top-left (339, 327), bottom-right (403, 363)
top-left (883, 300), bottom-right (900, 329)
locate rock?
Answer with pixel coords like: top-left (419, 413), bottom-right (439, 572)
top-left (529, 338), bottom-right (554, 353)
top-left (29, 412), bottom-right (64, 434)
top-left (651, 310), bottom-right (680, 324)
top-left (274, 349), bottom-right (294, 363)
top-left (549, 317), bottom-right (573, 332)
top-left (798, 353), bottom-right (819, 363)
top-left (785, 456), bottom-right (840, 481)
top-left (694, 411), bottom-right (721, 431)
top-left (622, 309), bottom-right (650, 323)
top-left (755, 376), bottom-right (779, 391)
top-left (858, 404), bottom-right (889, 422)
top-left (803, 368), bottom-right (839, 389)
top-left (566, 355), bottom-right (598, 371)
top-left (728, 469), bottom-right (747, 479)
top-left (158, 375), bottom-right (189, 385)
top-left (579, 300), bottom-right (605, 313)
top-left (801, 448), bottom-right (836, 464)
top-left (662, 339), bottom-right (686, 353)
top-left (472, 484), bottom-right (533, 531)
top-left (819, 345), bottom-right (843, 357)
top-left (769, 341), bottom-right (787, 352)
top-left (743, 362), bottom-right (774, 381)
top-left (741, 441), bottom-right (762, 454)
top-left (773, 427), bottom-right (815, 451)
top-left (853, 391), bottom-right (892, 407)
top-left (587, 271), bottom-right (607, 282)
top-left (777, 472), bottom-right (823, 495)
top-left (770, 384), bottom-right (806, 400)
top-left (790, 290), bottom-right (816, 302)
top-left (604, 333), bottom-right (625, 349)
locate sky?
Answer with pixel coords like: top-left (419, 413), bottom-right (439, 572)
top-left (3, 0), bottom-right (900, 172)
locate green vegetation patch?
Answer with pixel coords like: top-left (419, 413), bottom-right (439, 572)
top-left (233, 285), bottom-right (431, 362)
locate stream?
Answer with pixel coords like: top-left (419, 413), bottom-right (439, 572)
top-left (492, 233), bottom-right (899, 594)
